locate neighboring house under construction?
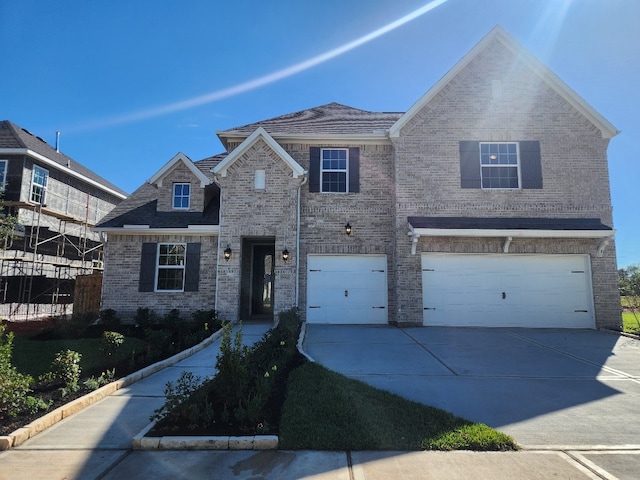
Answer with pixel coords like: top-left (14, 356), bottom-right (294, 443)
top-left (0, 120), bottom-right (127, 320)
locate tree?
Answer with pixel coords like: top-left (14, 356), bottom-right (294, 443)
top-left (618, 264), bottom-right (640, 330)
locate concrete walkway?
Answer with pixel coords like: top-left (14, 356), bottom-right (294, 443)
top-left (0, 324), bottom-right (638, 479)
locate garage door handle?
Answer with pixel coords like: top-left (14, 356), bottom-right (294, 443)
top-left (502, 292), bottom-right (506, 299)
top-left (372, 306), bottom-right (385, 309)
top-left (309, 306), bottom-right (321, 309)
top-left (424, 307), bottom-right (436, 310)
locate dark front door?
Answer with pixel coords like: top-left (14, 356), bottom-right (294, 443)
top-left (251, 245), bottom-right (275, 316)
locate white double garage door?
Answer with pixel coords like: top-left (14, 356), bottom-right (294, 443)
top-left (307, 253), bottom-right (595, 328)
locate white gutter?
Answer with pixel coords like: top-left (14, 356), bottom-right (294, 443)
top-left (0, 148), bottom-right (127, 200)
top-left (93, 225), bottom-right (220, 235)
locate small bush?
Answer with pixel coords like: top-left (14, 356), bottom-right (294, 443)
top-left (0, 320), bottom-right (37, 419)
top-left (50, 349), bottom-right (82, 392)
top-left (99, 309), bottom-right (121, 329)
top-left (134, 307), bottom-right (157, 329)
top-left (102, 331), bottom-right (125, 359)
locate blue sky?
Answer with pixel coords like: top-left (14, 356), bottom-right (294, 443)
top-left (1, 0), bottom-right (638, 267)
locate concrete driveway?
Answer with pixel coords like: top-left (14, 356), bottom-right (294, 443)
top-left (303, 325), bottom-right (640, 449)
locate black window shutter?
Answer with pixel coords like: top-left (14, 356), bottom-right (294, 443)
top-left (348, 147), bottom-right (360, 193)
top-left (459, 141), bottom-right (481, 188)
top-left (184, 243), bottom-right (201, 292)
top-left (139, 243), bottom-right (157, 292)
top-left (520, 141), bottom-right (543, 189)
top-left (309, 147), bottom-right (320, 192)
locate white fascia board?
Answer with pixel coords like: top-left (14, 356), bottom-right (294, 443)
top-left (93, 225), bottom-right (220, 235)
top-left (212, 127), bottom-right (305, 178)
top-left (389, 26), bottom-right (619, 139)
top-left (217, 132), bottom-right (391, 146)
top-left (0, 148), bottom-right (127, 199)
top-left (148, 152), bottom-right (211, 188)
top-left (409, 227), bottom-right (614, 239)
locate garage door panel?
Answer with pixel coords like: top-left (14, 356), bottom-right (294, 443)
top-left (307, 255), bottom-right (388, 324)
top-left (422, 254), bottom-right (594, 328)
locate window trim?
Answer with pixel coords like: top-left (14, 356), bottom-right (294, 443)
top-left (172, 183), bottom-right (191, 210)
top-left (320, 148), bottom-right (349, 194)
top-left (30, 165), bottom-right (49, 204)
top-left (155, 243), bottom-right (186, 292)
top-left (479, 142), bottom-right (521, 190)
top-left (0, 160), bottom-right (7, 191)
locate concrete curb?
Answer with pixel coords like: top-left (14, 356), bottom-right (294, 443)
top-left (132, 419), bottom-right (279, 451)
top-left (0, 328), bottom-right (224, 450)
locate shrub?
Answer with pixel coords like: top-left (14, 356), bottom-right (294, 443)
top-left (99, 309), bottom-right (121, 329)
top-left (0, 320), bottom-right (38, 419)
top-left (102, 331), bottom-right (125, 359)
top-left (50, 349), bottom-right (82, 392)
top-left (134, 307), bottom-right (157, 329)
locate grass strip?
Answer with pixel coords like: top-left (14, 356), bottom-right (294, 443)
top-left (279, 362), bottom-right (517, 451)
top-left (11, 334), bottom-right (147, 378)
top-left (622, 312), bottom-right (640, 334)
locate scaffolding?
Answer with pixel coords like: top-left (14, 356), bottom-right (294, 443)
top-left (0, 188), bottom-right (109, 321)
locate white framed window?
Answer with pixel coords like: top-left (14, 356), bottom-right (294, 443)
top-left (30, 165), bottom-right (48, 204)
top-left (155, 243), bottom-right (186, 291)
top-left (254, 170), bottom-right (266, 190)
top-left (321, 148), bottom-right (348, 193)
top-left (0, 160), bottom-right (7, 191)
top-left (172, 183), bottom-right (190, 209)
top-left (480, 142), bottom-right (520, 189)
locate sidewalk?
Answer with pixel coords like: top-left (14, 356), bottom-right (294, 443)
top-left (0, 322), bottom-right (637, 479)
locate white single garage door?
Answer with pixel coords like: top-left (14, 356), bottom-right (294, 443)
top-left (422, 254), bottom-right (594, 328)
top-left (307, 255), bottom-right (388, 324)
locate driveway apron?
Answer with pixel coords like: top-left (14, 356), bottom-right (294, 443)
top-left (303, 325), bottom-right (640, 448)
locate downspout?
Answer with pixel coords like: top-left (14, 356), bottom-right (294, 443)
top-left (296, 175), bottom-right (308, 307)
top-left (212, 175), bottom-right (223, 312)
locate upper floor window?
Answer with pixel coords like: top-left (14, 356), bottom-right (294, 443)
top-left (460, 141), bottom-right (542, 190)
top-left (173, 183), bottom-right (190, 209)
top-left (0, 160), bottom-right (7, 191)
top-left (156, 243), bottom-right (186, 291)
top-left (31, 165), bottom-right (48, 204)
top-left (321, 148), bottom-right (348, 193)
top-left (309, 147), bottom-right (360, 193)
top-left (480, 142), bottom-right (520, 189)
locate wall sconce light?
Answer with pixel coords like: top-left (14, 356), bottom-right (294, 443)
top-left (345, 222), bottom-right (352, 236)
top-left (282, 248), bottom-right (289, 262)
top-left (223, 245), bottom-right (232, 261)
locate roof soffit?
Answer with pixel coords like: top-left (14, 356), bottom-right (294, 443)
top-left (212, 127), bottom-right (305, 178)
top-left (389, 26), bottom-right (619, 139)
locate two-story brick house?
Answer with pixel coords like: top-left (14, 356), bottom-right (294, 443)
top-left (96, 27), bottom-right (620, 329)
top-left (0, 121), bottom-right (127, 319)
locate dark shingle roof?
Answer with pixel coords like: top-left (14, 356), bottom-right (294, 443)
top-left (408, 217), bottom-right (612, 231)
top-left (0, 120), bottom-right (127, 197)
top-left (220, 102), bottom-right (402, 137)
top-left (95, 155), bottom-right (223, 229)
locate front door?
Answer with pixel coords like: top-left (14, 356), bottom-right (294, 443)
top-left (251, 245), bottom-right (275, 316)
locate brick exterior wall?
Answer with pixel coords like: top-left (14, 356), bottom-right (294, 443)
top-left (391, 39), bottom-right (619, 328)
top-left (288, 143), bottom-right (396, 323)
top-left (214, 138), bottom-right (302, 321)
top-left (100, 232), bottom-right (217, 321)
top-left (156, 162), bottom-right (206, 213)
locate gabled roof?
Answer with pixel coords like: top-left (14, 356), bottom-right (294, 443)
top-left (389, 26), bottom-right (619, 139)
top-left (0, 120), bottom-right (128, 198)
top-left (148, 152), bottom-right (212, 188)
top-left (218, 103), bottom-right (402, 146)
top-left (212, 127), bottom-right (305, 178)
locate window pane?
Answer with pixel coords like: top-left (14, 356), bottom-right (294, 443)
top-left (157, 269), bottom-right (184, 290)
top-left (322, 171), bottom-right (347, 192)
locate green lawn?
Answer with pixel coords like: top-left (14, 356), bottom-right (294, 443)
top-left (279, 362), bottom-right (517, 451)
top-left (622, 312), bottom-right (640, 334)
top-left (11, 334), bottom-right (148, 378)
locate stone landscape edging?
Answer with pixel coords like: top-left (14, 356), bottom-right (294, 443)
top-left (0, 328), bottom-right (225, 450)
